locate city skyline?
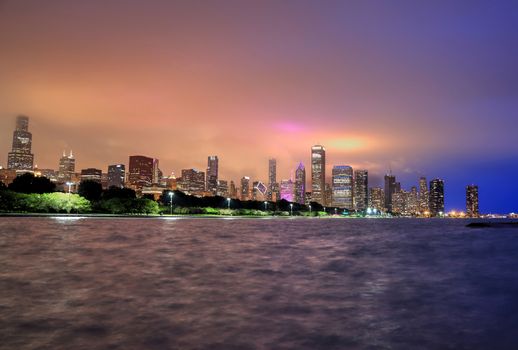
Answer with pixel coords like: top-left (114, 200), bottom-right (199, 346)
top-left (1, 1), bottom-right (517, 213)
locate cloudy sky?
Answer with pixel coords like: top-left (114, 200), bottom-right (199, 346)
top-left (1, 0), bottom-right (517, 212)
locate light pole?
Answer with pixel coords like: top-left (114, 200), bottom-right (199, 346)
top-left (169, 191), bottom-right (174, 215)
top-left (227, 197), bottom-right (231, 209)
top-left (264, 201), bottom-right (268, 211)
top-left (334, 208), bottom-right (337, 215)
top-left (66, 182), bottom-right (72, 194)
top-left (290, 203), bottom-right (293, 216)
top-left (66, 182), bottom-right (73, 214)
top-left (309, 204), bottom-right (312, 214)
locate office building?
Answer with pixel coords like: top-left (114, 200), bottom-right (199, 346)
top-left (332, 165), bottom-right (353, 209)
top-left (58, 150), bottom-right (76, 182)
top-left (384, 174), bottom-right (397, 212)
top-left (107, 164), bottom-right (125, 188)
top-left (206, 156), bottom-right (219, 195)
top-left (466, 185), bottom-right (479, 217)
top-left (369, 187), bottom-right (385, 212)
top-left (267, 158), bottom-right (277, 201)
top-left (354, 169), bottom-right (368, 212)
top-left (294, 162), bottom-right (306, 205)
top-left (179, 169), bottom-right (205, 195)
top-left (311, 145), bottom-right (326, 205)
top-left (429, 178), bottom-right (445, 217)
top-left (7, 115), bottom-right (34, 171)
top-left (280, 179), bottom-right (295, 202)
top-left (419, 177), bottom-right (429, 214)
top-left (240, 176), bottom-right (250, 201)
top-left (80, 168), bottom-right (102, 183)
top-left (128, 155), bottom-right (154, 191)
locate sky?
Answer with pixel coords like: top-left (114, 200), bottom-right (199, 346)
top-left (1, 0), bottom-right (517, 213)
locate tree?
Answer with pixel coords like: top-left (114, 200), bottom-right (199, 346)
top-left (8, 173), bottom-right (56, 194)
top-left (102, 186), bottom-right (136, 200)
top-left (0, 181), bottom-right (7, 191)
top-left (78, 180), bottom-right (103, 201)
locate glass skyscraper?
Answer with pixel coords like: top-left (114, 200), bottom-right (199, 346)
top-left (311, 145), bottom-right (326, 205)
top-left (7, 115), bottom-right (34, 171)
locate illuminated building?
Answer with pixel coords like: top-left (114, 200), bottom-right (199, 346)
top-left (419, 177), bottom-right (429, 214)
top-left (7, 115), bottom-right (34, 171)
top-left (0, 168), bottom-right (17, 186)
top-left (128, 155), bottom-right (154, 191)
top-left (206, 156), bottom-right (219, 195)
top-left (332, 165), bottom-right (353, 209)
top-left (152, 159), bottom-right (162, 185)
top-left (304, 192), bottom-right (312, 205)
top-left (267, 158), bottom-right (277, 201)
top-left (384, 174), bottom-right (397, 212)
top-left (229, 180), bottom-right (237, 199)
top-left (294, 162), bottom-right (306, 205)
top-left (280, 179), bottom-right (295, 202)
top-left (466, 185), bottom-right (479, 217)
top-left (80, 168), bottom-right (102, 183)
top-left (36, 168), bottom-right (58, 182)
top-left (58, 150), bottom-right (76, 182)
top-left (311, 145), bottom-right (326, 205)
top-left (369, 187), bottom-right (385, 212)
top-left (180, 169), bottom-right (205, 195)
top-left (407, 186), bottom-right (419, 215)
top-left (354, 169), bottom-right (368, 212)
top-left (429, 178), bottom-right (445, 217)
top-left (107, 164), bottom-right (125, 188)
top-left (164, 173), bottom-right (178, 190)
top-left (253, 181), bottom-right (267, 201)
top-left (216, 180), bottom-right (228, 197)
top-left (325, 183), bottom-right (332, 207)
top-left (241, 176), bottom-right (250, 201)
top-left (392, 190), bottom-right (407, 215)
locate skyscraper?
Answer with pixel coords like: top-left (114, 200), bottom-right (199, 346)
top-left (311, 145), bottom-right (326, 205)
top-left (128, 155), bottom-right (154, 191)
top-left (294, 162), bottom-right (306, 205)
top-left (466, 185), bottom-right (479, 217)
top-left (58, 150), bottom-right (75, 182)
top-left (419, 177), bottom-right (429, 214)
top-left (267, 158), bottom-right (277, 201)
top-left (353, 169), bottom-right (368, 212)
top-left (216, 180), bottom-right (228, 197)
top-left (107, 164), bottom-right (125, 188)
top-left (429, 178), bottom-right (445, 217)
top-left (331, 165), bottom-right (353, 209)
top-left (206, 156), bottom-right (219, 195)
top-left (280, 179), bottom-right (295, 202)
top-left (179, 169), bottom-right (205, 195)
top-left (369, 187), bottom-right (385, 212)
top-left (80, 168), bottom-right (102, 183)
top-left (408, 186), bottom-right (419, 215)
top-left (241, 176), bottom-right (250, 201)
top-left (384, 174), bottom-right (397, 212)
top-left (7, 115), bottom-right (34, 171)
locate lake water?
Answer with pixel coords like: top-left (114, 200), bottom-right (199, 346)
top-left (1, 217), bottom-right (517, 349)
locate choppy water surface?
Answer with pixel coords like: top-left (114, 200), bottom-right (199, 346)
top-left (1, 217), bottom-right (518, 350)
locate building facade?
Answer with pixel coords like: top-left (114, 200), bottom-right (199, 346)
top-left (384, 174), bottom-right (397, 212)
top-left (419, 177), bottom-right (429, 214)
top-left (7, 115), bottom-right (34, 171)
top-left (429, 178), bottom-right (445, 217)
top-left (80, 168), bottom-right (102, 183)
top-left (311, 145), bottom-right (326, 205)
top-left (267, 158), bottom-right (277, 201)
top-left (466, 185), bottom-right (479, 217)
top-left (280, 179), bottom-right (295, 202)
top-left (58, 151), bottom-right (76, 183)
top-left (128, 155), bottom-right (154, 191)
top-left (179, 169), bottom-right (205, 195)
top-left (206, 156), bottom-right (219, 195)
top-left (331, 165), bottom-right (353, 209)
top-left (353, 169), bottom-right (368, 212)
top-left (107, 164), bottom-right (125, 188)
top-left (240, 176), bottom-right (250, 201)
top-left (294, 162), bottom-right (306, 205)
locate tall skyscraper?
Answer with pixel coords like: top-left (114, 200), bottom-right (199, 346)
top-left (58, 150), bottom-right (75, 182)
top-left (267, 158), bottom-right (277, 201)
top-left (384, 174), bottom-right (397, 212)
top-left (280, 179), bottom-right (295, 202)
top-left (429, 178), bottom-right (445, 217)
top-left (331, 165), bottom-right (353, 209)
top-left (128, 155), bottom-right (154, 191)
top-left (294, 162), bottom-right (306, 205)
top-left (107, 164), bottom-right (125, 188)
top-left (229, 180), bottom-right (237, 199)
top-left (419, 177), bottom-right (429, 214)
top-left (240, 176), bottom-right (251, 201)
top-left (311, 145), bottom-right (326, 205)
top-left (152, 158), bottom-right (161, 185)
top-left (7, 115), bottom-right (34, 171)
top-left (179, 169), bottom-right (205, 195)
top-left (466, 185), bottom-right (479, 217)
top-left (369, 187), bottom-right (385, 212)
top-left (206, 156), bottom-right (219, 195)
top-left (408, 186), bottom-right (419, 215)
top-left (216, 180), bottom-right (228, 197)
top-left (353, 170), bottom-right (368, 212)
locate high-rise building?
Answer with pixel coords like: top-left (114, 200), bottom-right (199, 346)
top-left (107, 164), bottom-right (125, 188)
top-left (267, 158), bottom-right (277, 201)
top-left (128, 155), bottom-right (154, 191)
top-left (392, 190), bottom-right (408, 215)
top-left (384, 174), bottom-right (397, 212)
top-left (179, 169), bottom-right (205, 195)
top-left (419, 177), bottom-right (429, 214)
top-left (206, 156), bottom-right (219, 195)
top-left (331, 165), bottom-right (353, 209)
top-left (240, 176), bottom-right (250, 201)
top-left (407, 186), bottom-right (419, 215)
top-left (280, 179), bottom-right (295, 202)
top-left (58, 150), bottom-right (76, 182)
top-left (216, 180), bottom-right (228, 197)
top-left (294, 162), bottom-right (306, 205)
top-left (353, 170), bottom-right (368, 212)
top-left (80, 168), bottom-right (102, 183)
top-left (369, 187), bottom-right (385, 212)
top-left (311, 145), bottom-right (326, 205)
top-left (429, 178), bottom-right (445, 217)
top-left (7, 115), bottom-right (34, 171)
top-left (152, 158), bottom-right (161, 185)
top-left (229, 180), bottom-right (237, 199)
top-left (466, 185), bottom-right (479, 217)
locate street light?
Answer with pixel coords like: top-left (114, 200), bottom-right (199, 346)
top-left (169, 191), bottom-right (174, 215)
top-left (227, 197), bottom-right (231, 209)
top-left (309, 204), bottom-right (312, 214)
top-left (66, 182), bottom-right (73, 194)
top-left (290, 203), bottom-right (293, 216)
top-left (264, 201), bottom-right (268, 211)
top-left (334, 208), bottom-right (337, 215)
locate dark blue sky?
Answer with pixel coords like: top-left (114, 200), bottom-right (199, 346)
top-left (0, 0), bottom-right (517, 212)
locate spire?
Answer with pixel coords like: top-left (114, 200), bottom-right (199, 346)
top-left (62, 150), bottom-right (66, 157)
top-left (69, 150), bottom-right (73, 158)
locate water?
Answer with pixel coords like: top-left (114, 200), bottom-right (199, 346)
top-left (1, 217), bottom-right (518, 350)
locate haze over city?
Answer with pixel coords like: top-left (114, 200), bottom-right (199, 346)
top-left (1, 0), bottom-right (517, 213)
